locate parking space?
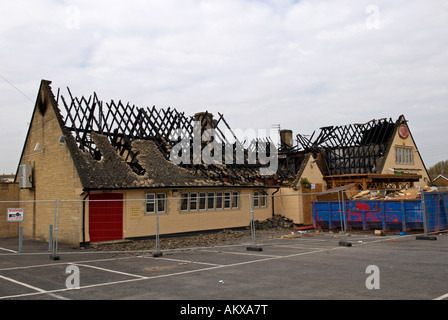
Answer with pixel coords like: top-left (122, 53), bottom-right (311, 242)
top-left (0, 232), bottom-right (447, 303)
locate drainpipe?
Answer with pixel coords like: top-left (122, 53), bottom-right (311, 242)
top-left (272, 187), bottom-right (280, 217)
top-left (81, 191), bottom-right (90, 248)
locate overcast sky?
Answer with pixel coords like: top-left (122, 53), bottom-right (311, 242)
top-left (1, 0), bottom-right (447, 174)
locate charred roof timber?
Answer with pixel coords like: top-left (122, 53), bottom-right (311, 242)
top-left (24, 81), bottom-right (425, 192)
top-left (296, 117), bottom-right (399, 176)
top-left (57, 86), bottom-right (300, 188)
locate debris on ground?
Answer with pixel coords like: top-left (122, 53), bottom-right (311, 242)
top-left (90, 229), bottom-right (249, 252)
top-left (90, 216), bottom-right (295, 252)
top-left (254, 214), bottom-right (294, 230)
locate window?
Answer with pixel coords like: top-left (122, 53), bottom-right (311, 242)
top-left (199, 192), bottom-right (207, 210)
top-left (396, 147), bottom-right (414, 165)
top-left (224, 192), bottom-right (231, 209)
top-left (260, 192), bottom-right (267, 207)
top-left (254, 191), bottom-right (267, 208)
top-left (181, 193), bottom-right (189, 211)
top-left (190, 193), bottom-right (198, 210)
top-left (146, 193), bottom-right (155, 213)
top-left (207, 192), bottom-right (215, 210)
top-left (157, 193), bottom-right (166, 213)
top-left (216, 192), bottom-right (223, 209)
top-left (254, 191), bottom-right (259, 207)
top-left (232, 192), bottom-right (239, 209)
top-left (146, 193), bottom-right (166, 213)
top-left (179, 191), bottom-right (241, 212)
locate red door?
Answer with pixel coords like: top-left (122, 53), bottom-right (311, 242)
top-left (89, 193), bottom-right (123, 242)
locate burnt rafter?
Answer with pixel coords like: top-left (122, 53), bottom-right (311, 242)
top-left (297, 118), bottom-right (397, 176)
top-left (58, 88), bottom-right (281, 181)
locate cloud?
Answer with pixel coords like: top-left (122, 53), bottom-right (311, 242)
top-left (0, 0), bottom-right (447, 172)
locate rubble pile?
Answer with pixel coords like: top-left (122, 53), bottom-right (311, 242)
top-left (91, 229), bottom-right (249, 252)
top-left (254, 214), bottom-right (294, 230)
top-left (90, 216), bottom-right (295, 253)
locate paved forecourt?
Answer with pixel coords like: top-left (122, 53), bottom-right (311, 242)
top-left (0, 231), bottom-right (447, 301)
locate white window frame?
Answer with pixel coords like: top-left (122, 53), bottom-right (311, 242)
top-left (254, 191), bottom-right (267, 208)
top-left (260, 192), bottom-right (267, 207)
top-left (216, 192), bottom-right (224, 209)
top-left (207, 192), bottom-right (215, 210)
top-left (224, 192), bottom-right (232, 209)
top-left (157, 193), bottom-right (166, 213)
top-left (146, 193), bottom-right (156, 214)
top-left (254, 191), bottom-right (260, 207)
top-left (180, 193), bottom-right (189, 211)
top-left (146, 193), bottom-right (166, 214)
top-left (190, 192), bottom-right (198, 211)
top-left (199, 192), bottom-right (207, 210)
top-left (232, 192), bottom-right (239, 209)
top-left (395, 146), bottom-right (414, 165)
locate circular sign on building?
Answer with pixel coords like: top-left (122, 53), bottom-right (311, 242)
top-left (398, 124), bottom-right (409, 139)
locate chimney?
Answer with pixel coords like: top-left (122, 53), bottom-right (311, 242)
top-left (194, 112), bottom-right (214, 130)
top-left (280, 129), bottom-right (293, 149)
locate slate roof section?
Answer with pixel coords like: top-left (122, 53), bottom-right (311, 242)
top-left (67, 131), bottom-right (274, 190)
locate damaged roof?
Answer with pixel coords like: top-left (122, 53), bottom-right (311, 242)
top-left (296, 116), bottom-right (406, 176)
top-left (34, 80), bottom-right (300, 190)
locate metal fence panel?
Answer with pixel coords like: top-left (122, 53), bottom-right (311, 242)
top-left (312, 188), bottom-right (448, 236)
top-left (423, 191), bottom-right (448, 234)
top-left (0, 199), bottom-right (57, 254)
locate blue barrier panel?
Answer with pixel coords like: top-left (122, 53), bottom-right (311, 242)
top-left (346, 201), bottom-right (382, 230)
top-left (403, 201), bottom-right (424, 230)
top-left (383, 201), bottom-right (404, 231)
top-left (424, 192), bottom-right (448, 233)
top-left (442, 194), bottom-right (448, 231)
top-left (312, 201), bottom-right (342, 230)
top-left (424, 192), bottom-right (439, 233)
top-left (312, 191), bottom-right (448, 232)
top-left (313, 199), bottom-right (423, 231)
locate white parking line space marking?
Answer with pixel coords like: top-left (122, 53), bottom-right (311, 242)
top-left (73, 263), bottom-right (147, 279)
top-left (0, 274), bottom-right (69, 300)
top-left (434, 292), bottom-right (448, 300)
top-left (0, 245), bottom-right (345, 299)
top-left (0, 247), bottom-right (17, 253)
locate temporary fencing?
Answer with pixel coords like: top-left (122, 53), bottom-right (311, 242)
top-left (53, 194), bottom-right (269, 257)
top-left (0, 200), bottom-right (57, 254)
top-left (1, 187), bottom-right (447, 257)
top-left (312, 187), bottom-right (448, 237)
top-left (420, 190), bottom-right (448, 236)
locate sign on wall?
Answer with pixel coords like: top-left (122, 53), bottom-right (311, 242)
top-left (7, 208), bottom-right (24, 222)
top-left (129, 207), bottom-right (142, 220)
top-left (398, 124), bottom-right (410, 139)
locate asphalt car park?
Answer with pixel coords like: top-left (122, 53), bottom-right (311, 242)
top-left (0, 232), bottom-right (447, 303)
